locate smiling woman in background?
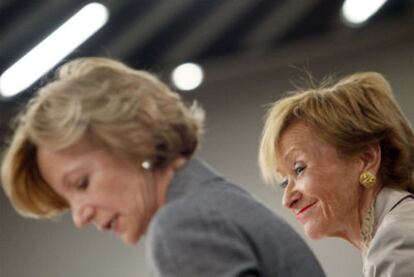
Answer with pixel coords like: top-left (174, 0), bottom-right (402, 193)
top-left (259, 72), bottom-right (414, 276)
top-left (1, 57), bottom-right (325, 277)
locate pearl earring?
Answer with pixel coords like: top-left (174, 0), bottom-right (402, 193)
top-left (142, 160), bottom-right (151, 170)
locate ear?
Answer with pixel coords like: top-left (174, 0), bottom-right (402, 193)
top-left (357, 143), bottom-right (381, 174)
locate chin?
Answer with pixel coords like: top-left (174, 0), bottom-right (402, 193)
top-left (304, 224), bottom-right (325, 240)
top-left (121, 231), bottom-right (140, 245)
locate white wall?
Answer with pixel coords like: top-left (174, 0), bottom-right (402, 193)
top-left (1, 26), bottom-right (413, 277)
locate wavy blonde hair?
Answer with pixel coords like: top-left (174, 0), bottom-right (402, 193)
top-left (259, 72), bottom-right (414, 192)
top-left (1, 57), bottom-right (204, 218)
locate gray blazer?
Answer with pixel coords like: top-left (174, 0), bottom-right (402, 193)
top-left (147, 159), bottom-right (325, 277)
top-left (364, 187), bottom-right (414, 277)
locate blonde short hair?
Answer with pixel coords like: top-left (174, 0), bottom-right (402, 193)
top-left (1, 57), bottom-right (204, 218)
top-left (259, 72), bottom-right (414, 191)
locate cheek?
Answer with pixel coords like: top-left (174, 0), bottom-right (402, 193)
top-left (313, 179), bottom-right (358, 220)
top-left (300, 174), bottom-right (342, 215)
top-left (298, 174), bottom-right (327, 198)
top-left (128, 179), bottom-right (158, 217)
top-left (305, 166), bottom-right (344, 195)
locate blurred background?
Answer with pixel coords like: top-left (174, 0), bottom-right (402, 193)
top-left (0, 0), bottom-right (413, 276)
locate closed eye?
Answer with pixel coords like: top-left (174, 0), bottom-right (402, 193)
top-left (77, 178), bottom-right (89, 191)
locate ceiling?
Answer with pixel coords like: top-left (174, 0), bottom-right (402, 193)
top-left (0, 0), bottom-right (413, 132)
top-left (1, 0), bottom-right (412, 73)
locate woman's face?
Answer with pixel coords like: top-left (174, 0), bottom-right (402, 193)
top-left (37, 136), bottom-right (167, 245)
top-left (277, 121), bottom-right (363, 240)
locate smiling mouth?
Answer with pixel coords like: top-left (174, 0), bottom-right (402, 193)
top-left (296, 202), bottom-right (317, 217)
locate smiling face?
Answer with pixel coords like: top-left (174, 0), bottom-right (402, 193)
top-left (277, 121), bottom-right (364, 240)
top-left (36, 135), bottom-right (171, 245)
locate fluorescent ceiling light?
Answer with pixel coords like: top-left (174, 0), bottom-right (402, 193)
top-left (341, 0), bottom-right (388, 27)
top-left (171, 63), bottom-right (204, 91)
top-left (0, 2), bottom-right (109, 99)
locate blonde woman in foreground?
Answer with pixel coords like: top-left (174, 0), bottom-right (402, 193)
top-left (259, 72), bottom-right (414, 277)
top-left (1, 57), bottom-right (325, 277)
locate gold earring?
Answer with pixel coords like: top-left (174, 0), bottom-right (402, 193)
top-left (359, 171), bottom-right (376, 189)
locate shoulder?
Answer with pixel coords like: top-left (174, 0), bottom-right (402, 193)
top-left (149, 179), bottom-right (308, 254)
top-left (147, 181), bottom-right (324, 277)
top-left (371, 216), bottom-right (414, 251)
top-left (153, 180), bottom-right (290, 232)
top-left (371, 196), bottom-right (414, 252)
top-left (370, 189), bottom-right (414, 252)
top-left (146, 188), bottom-right (259, 276)
top-left (150, 182), bottom-right (256, 236)
top-left (365, 199), bottom-right (414, 276)
top-left (375, 195), bottom-right (414, 239)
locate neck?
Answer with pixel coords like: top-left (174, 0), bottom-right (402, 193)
top-left (154, 157), bottom-right (188, 209)
top-left (347, 184), bottom-right (383, 250)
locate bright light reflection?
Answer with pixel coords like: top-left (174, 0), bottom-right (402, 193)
top-left (0, 2), bottom-right (109, 98)
top-left (341, 0), bottom-right (388, 27)
top-left (171, 63), bottom-right (204, 91)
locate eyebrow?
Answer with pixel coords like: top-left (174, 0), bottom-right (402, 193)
top-left (282, 147), bottom-right (301, 163)
top-left (275, 147), bottom-right (301, 176)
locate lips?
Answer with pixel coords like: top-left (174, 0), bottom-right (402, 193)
top-left (100, 215), bottom-right (119, 233)
top-left (296, 202), bottom-right (316, 218)
top-left (110, 216), bottom-right (122, 235)
top-left (99, 220), bottom-right (111, 231)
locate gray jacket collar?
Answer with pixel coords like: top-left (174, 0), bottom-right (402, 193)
top-left (166, 159), bottom-right (223, 203)
top-left (374, 187), bottom-right (414, 232)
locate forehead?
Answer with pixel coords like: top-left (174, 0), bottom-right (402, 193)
top-left (36, 136), bottom-right (97, 186)
top-left (276, 121), bottom-right (326, 165)
top-left (37, 136), bottom-right (95, 164)
top-left (279, 121), bottom-right (317, 148)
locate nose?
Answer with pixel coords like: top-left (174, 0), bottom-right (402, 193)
top-left (72, 204), bottom-right (95, 228)
top-left (282, 181), bottom-right (301, 210)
